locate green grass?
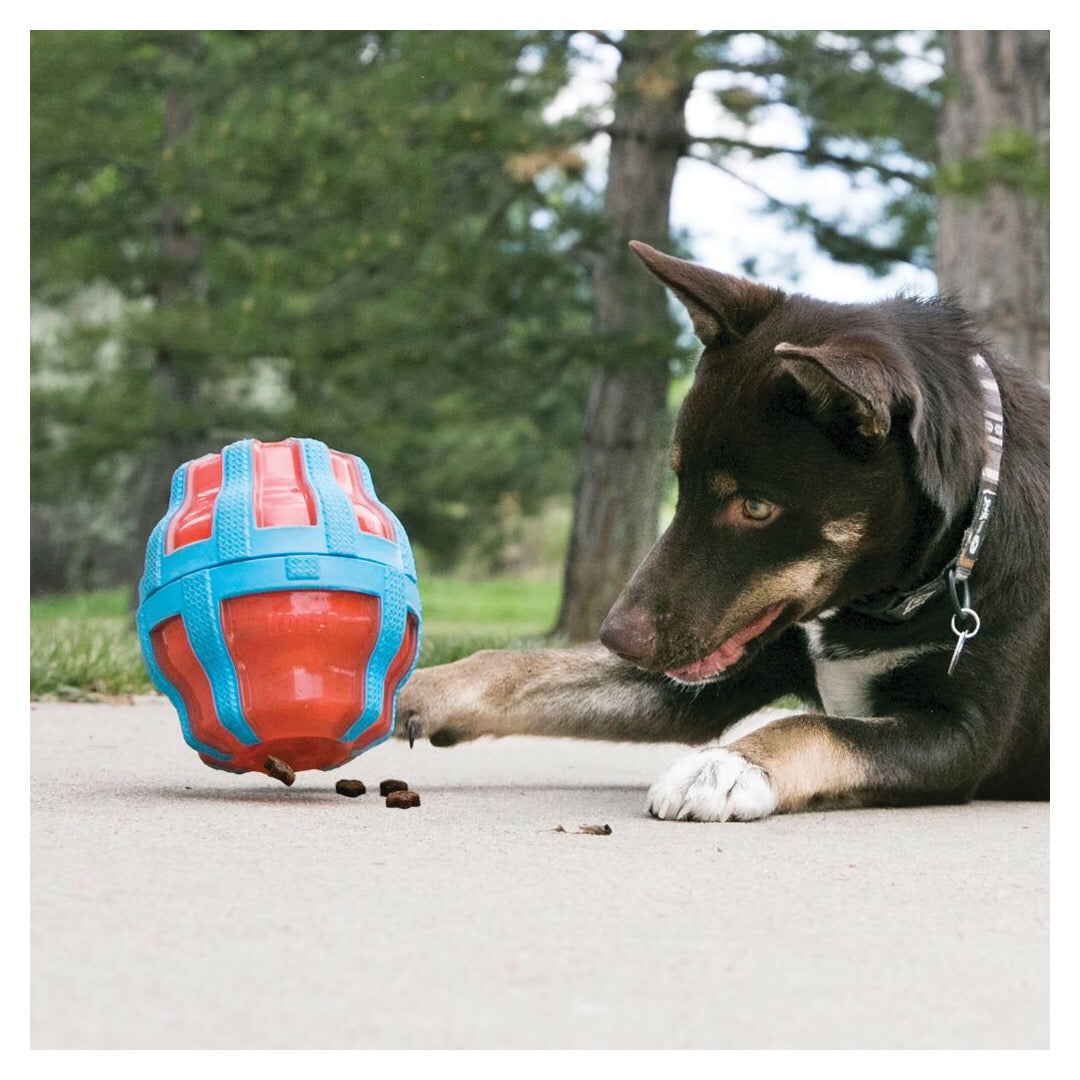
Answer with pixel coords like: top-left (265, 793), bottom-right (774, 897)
top-left (30, 617), bottom-right (152, 700)
top-left (420, 574), bottom-right (560, 635)
top-left (30, 575), bottom-right (563, 700)
top-left (29, 586), bottom-right (132, 622)
top-left (414, 572), bottom-right (563, 666)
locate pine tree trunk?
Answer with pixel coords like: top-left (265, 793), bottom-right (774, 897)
top-left (554, 33), bottom-right (694, 641)
top-left (936, 30), bottom-right (1049, 382)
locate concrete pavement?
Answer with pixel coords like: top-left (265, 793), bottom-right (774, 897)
top-left (30, 698), bottom-right (1049, 1049)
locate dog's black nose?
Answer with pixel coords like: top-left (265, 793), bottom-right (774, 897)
top-left (599, 605), bottom-right (658, 668)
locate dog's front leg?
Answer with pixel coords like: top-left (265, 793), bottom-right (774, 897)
top-left (397, 645), bottom-right (687, 746)
top-left (396, 644), bottom-right (765, 747)
top-left (646, 709), bottom-right (988, 821)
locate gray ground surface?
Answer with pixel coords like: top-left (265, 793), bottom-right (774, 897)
top-left (31, 698), bottom-right (1049, 1050)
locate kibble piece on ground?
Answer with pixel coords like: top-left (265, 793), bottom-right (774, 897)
top-left (264, 756), bottom-right (296, 787)
top-left (385, 789), bottom-right (421, 808)
top-left (335, 779), bottom-right (366, 798)
top-left (379, 779), bottom-right (409, 796)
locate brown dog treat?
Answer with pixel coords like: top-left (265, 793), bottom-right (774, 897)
top-left (264, 756), bottom-right (295, 787)
top-left (385, 789), bottom-right (420, 808)
top-left (379, 779), bottom-right (409, 796)
top-left (577, 824), bottom-right (612, 835)
top-left (335, 779), bottom-right (366, 798)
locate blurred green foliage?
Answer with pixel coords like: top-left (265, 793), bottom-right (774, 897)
top-left (936, 124), bottom-right (1050, 202)
top-left (32, 30), bottom-right (601, 579)
top-left (31, 30), bottom-right (948, 595)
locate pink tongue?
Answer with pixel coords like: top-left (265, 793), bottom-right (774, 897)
top-left (665, 604), bottom-right (785, 682)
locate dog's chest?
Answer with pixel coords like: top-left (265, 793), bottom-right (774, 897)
top-left (802, 620), bottom-right (937, 718)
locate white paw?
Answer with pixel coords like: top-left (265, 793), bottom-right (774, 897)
top-left (646, 748), bottom-right (778, 822)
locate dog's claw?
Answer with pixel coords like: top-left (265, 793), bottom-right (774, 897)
top-left (400, 712), bottom-right (419, 748)
top-left (395, 662), bottom-right (483, 747)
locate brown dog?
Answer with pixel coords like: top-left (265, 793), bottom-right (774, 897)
top-left (397, 243), bottom-right (1049, 821)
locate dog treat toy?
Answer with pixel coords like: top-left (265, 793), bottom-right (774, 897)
top-left (137, 438), bottom-right (421, 778)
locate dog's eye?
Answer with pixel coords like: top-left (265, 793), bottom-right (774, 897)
top-left (741, 497), bottom-right (777, 522)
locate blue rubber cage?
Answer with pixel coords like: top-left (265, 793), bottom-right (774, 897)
top-left (136, 439), bottom-right (422, 762)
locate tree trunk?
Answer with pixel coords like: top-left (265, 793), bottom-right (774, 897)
top-left (936, 30), bottom-right (1049, 382)
top-left (553, 33), bottom-right (695, 642)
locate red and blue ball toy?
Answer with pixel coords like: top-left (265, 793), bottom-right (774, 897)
top-left (137, 438), bottom-right (421, 778)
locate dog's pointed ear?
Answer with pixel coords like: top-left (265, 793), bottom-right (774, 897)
top-left (774, 335), bottom-right (977, 524)
top-left (773, 337), bottom-right (907, 447)
top-left (629, 241), bottom-right (782, 347)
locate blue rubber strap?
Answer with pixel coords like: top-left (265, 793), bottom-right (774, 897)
top-left (180, 569), bottom-right (259, 745)
top-left (135, 603), bottom-right (232, 761)
top-left (300, 439), bottom-right (360, 556)
top-left (353, 455), bottom-right (382, 504)
top-left (140, 462), bottom-right (188, 601)
top-left (214, 441), bottom-right (254, 563)
top-left (341, 563), bottom-right (408, 744)
top-left (353, 454), bottom-right (417, 581)
top-left (138, 555), bottom-right (420, 633)
top-left (345, 614), bottom-right (421, 760)
top-left (347, 455), bottom-right (421, 746)
top-left (384, 507), bottom-right (417, 581)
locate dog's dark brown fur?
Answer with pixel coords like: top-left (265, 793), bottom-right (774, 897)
top-left (398, 244), bottom-right (1049, 820)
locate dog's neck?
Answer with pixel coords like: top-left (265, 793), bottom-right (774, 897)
top-left (846, 353), bottom-right (1002, 624)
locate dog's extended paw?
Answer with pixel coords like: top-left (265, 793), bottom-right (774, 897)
top-left (395, 669), bottom-right (468, 747)
top-left (646, 748), bottom-right (778, 822)
top-left (394, 653), bottom-right (506, 747)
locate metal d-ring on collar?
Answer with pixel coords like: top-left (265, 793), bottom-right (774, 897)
top-left (845, 353), bottom-right (1003, 677)
top-left (946, 566), bottom-right (981, 675)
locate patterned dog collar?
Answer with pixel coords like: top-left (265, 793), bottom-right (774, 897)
top-left (846, 352), bottom-right (1003, 650)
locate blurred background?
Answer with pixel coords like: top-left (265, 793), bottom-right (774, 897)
top-left (29, 29), bottom-right (1049, 697)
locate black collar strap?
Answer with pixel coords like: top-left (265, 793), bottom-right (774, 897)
top-left (846, 353), bottom-right (1003, 652)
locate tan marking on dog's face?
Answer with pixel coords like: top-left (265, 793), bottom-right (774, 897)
top-left (728, 715), bottom-right (871, 811)
top-left (756, 557), bottom-right (827, 597)
top-left (821, 514), bottom-right (867, 549)
top-left (670, 442), bottom-right (682, 474)
top-left (708, 470), bottom-right (738, 499)
top-left (738, 557), bottom-right (831, 615)
top-left (707, 554), bottom-right (845, 646)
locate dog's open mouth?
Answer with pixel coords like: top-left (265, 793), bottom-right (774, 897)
top-left (664, 603), bottom-right (787, 684)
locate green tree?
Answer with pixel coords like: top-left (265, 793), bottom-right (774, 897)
top-left (31, 30), bottom-right (597, 590)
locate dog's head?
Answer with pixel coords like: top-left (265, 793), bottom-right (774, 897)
top-left (599, 243), bottom-right (979, 683)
